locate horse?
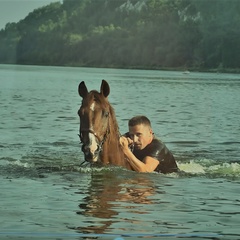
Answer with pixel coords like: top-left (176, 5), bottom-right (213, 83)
top-left (78, 79), bottom-right (133, 170)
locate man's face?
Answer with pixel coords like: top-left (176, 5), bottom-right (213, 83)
top-left (129, 124), bottom-right (153, 150)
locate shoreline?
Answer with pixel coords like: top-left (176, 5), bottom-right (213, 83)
top-left (1, 62), bottom-right (240, 74)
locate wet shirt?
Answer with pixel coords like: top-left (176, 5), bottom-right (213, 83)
top-left (133, 138), bottom-right (179, 174)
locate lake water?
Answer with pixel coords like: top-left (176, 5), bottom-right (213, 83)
top-left (0, 64), bottom-right (240, 239)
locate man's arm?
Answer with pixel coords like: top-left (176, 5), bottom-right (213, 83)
top-left (119, 136), bottom-right (159, 172)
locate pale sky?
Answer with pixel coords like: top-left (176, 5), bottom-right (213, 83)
top-left (0, 0), bottom-right (59, 30)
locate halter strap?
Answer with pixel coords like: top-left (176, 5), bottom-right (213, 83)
top-left (79, 127), bottom-right (110, 153)
top-left (79, 128), bottom-right (101, 143)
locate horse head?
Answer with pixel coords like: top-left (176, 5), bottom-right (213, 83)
top-left (78, 80), bottom-right (111, 163)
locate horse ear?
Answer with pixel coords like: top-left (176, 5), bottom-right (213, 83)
top-left (100, 79), bottom-right (110, 98)
top-left (78, 81), bottom-right (88, 98)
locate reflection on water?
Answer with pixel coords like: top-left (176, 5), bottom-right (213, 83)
top-left (73, 170), bottom-right (157, 234)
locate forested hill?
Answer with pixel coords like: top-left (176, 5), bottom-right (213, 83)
top-left (0, 0), bottom-right (240, 72)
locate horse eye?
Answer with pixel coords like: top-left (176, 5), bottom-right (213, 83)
top-left (78, 108), bottom-right (85, 117)
top-left (103, 111), bottom-right (109, 117)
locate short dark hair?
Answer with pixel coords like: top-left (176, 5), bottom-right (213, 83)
top-left (128, 115), bottom-right (152, 127)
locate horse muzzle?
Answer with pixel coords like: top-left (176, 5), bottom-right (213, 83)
top-left (81, 143), bottom-right (101, 163)
top-left (79, 129), bottom-right (105, 163)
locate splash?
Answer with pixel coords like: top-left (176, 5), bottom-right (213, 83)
top-left (178, 159), bottom-right (240, 179)
top-left (1, 158), bottom-right (240, 179)
top-left (207, 162), bottom-right (240, 177)
top-left (178, 160), bottom-right (205, 174)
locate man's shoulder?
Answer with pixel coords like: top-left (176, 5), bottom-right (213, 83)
top-left (147, 138), bottom-right (165, 153)
top-left (151, 138), bottom-right (165, 147)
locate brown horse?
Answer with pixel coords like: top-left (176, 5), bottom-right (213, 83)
top-left (78, 80), bottom-right (132, 170)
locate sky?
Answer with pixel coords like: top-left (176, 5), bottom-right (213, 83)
top-left (0, 0), bottom-right (58, 30)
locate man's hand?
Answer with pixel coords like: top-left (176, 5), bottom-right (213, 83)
top-left (119, 136), bottom-right (133, 154)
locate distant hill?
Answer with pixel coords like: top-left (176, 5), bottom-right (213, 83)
top-left (0, 0), bottom-right (240, 72)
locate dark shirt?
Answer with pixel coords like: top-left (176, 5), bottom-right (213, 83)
top-left (133, 138), bottom-right (179, 174)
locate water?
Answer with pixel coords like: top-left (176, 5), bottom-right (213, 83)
top-left (0, 64), bottom-right (240, 239)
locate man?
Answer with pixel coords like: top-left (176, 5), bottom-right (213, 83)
top-left (119, 115), bottom-right (179, 173)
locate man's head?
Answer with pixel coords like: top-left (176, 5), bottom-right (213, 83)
top-left (128, 116), bottom-right (153, 150)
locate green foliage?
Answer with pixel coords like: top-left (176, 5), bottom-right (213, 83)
top-left (0, 0), bottom-right (239, 71)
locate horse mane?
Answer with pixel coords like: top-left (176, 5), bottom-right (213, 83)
top-left (109, 104), bottom-right (120, 136)
top-left (89, 90), bottom-right (121, 137)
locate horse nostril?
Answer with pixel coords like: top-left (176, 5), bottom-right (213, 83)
top-left (82, 144), bottom-right (90, 153)
top-left (96, 144), bottom-right (102, 153)
top-left (81, 145), bottom-right (92, 160)
top-left (81, 144), bottom-right (86, 152)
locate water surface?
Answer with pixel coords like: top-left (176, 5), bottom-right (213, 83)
top-left (0, 65), bottom-right (240, 239)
